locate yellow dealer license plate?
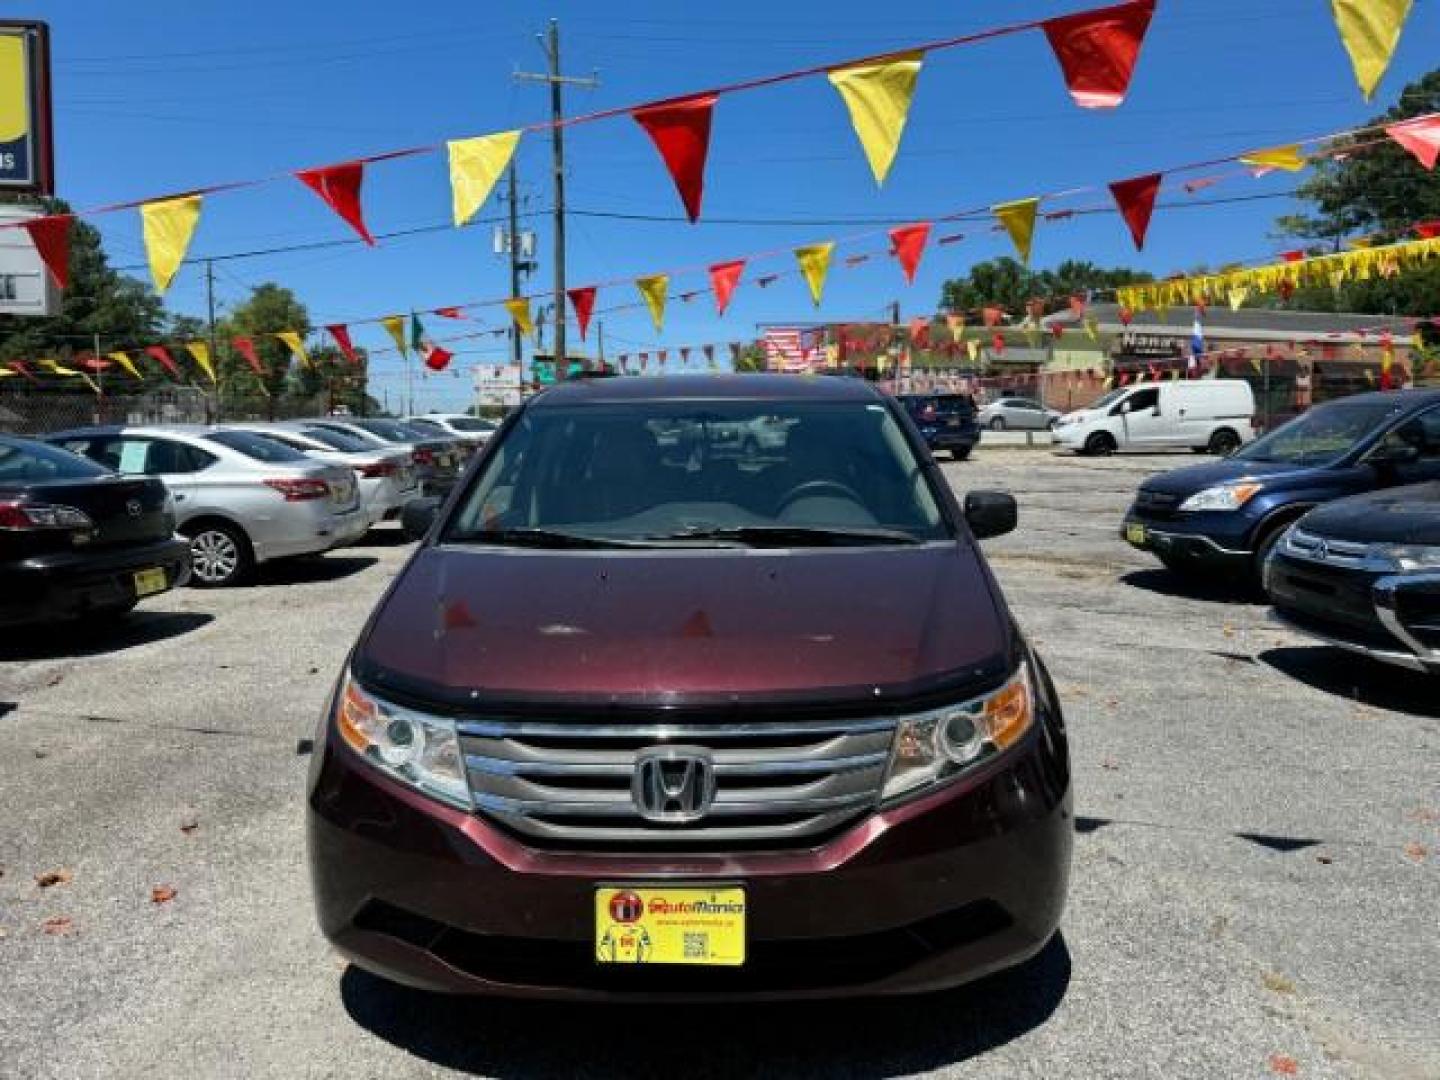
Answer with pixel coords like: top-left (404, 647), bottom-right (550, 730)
top-left (1125, 523), bottom-right (1147, 546)
top-left (595, 886), bottom-right (745, 967)
top-left (133, 568), bottom-right (167, 597)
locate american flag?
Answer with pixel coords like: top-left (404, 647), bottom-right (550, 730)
top-left (762, 326), bottom-right (826, 373)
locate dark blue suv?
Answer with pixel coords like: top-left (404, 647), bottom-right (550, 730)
top-left (1122, 390), bottom-right (1440, 584)
top-left (898, 393), bottom-right (982, 461)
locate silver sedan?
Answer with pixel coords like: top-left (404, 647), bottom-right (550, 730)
top-left (977, 396), bottom-right (1063, 432)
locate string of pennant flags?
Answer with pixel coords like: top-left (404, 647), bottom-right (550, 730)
top-left (6, 0), bottom-right (1427, 308)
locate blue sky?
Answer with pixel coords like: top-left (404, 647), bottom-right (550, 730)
top-left (33, 0), bottom-right (1440, 409)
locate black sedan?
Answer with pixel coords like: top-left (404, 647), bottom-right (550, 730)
top-left (0, 434), bottom-right (190, 627)
top-left (1265, 481), bottom-right (1440, 675)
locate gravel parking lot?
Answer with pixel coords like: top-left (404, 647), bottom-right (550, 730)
top-left (1, 446), bottom-right (1436, 1080)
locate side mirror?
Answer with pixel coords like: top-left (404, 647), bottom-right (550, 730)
top-left (401, 496), bottom-right (442, 541)
top-left (965, 490), bottom-right (1018, 540)
top-left (1371, 441), bottom-right (1421, 467)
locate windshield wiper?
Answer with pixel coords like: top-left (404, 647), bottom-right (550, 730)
top-left (643, 525), bottom-right (923, 548)
top-left (449, 528), bottom-right (649, 549)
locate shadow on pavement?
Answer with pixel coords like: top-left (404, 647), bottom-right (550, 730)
top-left (249, 555), bottom-right (378, 587)
top-left (1119, 568), bottom-right (1258, 606)
top-left (349, 526), bottom-right (415, 549)
top-left (339, 933), bottom-right (1072, 1078)
top-left (0, 611), bottom-right (214, 661)
top-left (1258, 646), bottom-right (1440, 718)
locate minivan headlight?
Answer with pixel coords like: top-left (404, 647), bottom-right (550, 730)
top-left (334, 673), bottom-right (471, 809)
top-left (1179, 482), bottom-right (1262, 512)
top-left (882, 663), bottom-right (1035, 801)
top-left (1367, 543), bottom-right (1440, 572)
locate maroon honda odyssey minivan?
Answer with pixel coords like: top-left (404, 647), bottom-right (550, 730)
top-left (307, 374), bottom-right (1071, 999)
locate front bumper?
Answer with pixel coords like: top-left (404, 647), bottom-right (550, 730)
top-left (0, 536), bottom-right (190, 626)
top-left (307, 720), bottom-right (1072, 1000)
top-left (1120, 513), bottom-right (1253, 575)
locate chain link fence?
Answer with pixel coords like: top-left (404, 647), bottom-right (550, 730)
top-left (0, 387), bottom-right (210, 435)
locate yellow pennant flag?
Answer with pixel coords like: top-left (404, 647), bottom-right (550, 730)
top-left (965, 339), bottom-right (980, 364)
top-left (140, 194), bottom-right (202, 295)
top-left (794, 242), bottom-right (835, 307)
top-left (1332, 0), bottom-right (1413, 100)
top-left (185, 341), bottom-right (216, 383)
top-left (827, 51), bottom-right (924, 186)
top-left (636, 274), bottom-right (669, 333)
top-left (1228, 285), bottom-right (1249, 311)
top-left (109, 351), bottom-right (141, 379)
top-left (381, 315), bottom-right (408, 354)
top-left (1240, 145), bottom-right (1308, 173)
top-left (275, 331), bottom-right (310, 368)
top-left (993, 198), bottom-right (1040, 265)
top-left (1083, 317), bottom-right (1100, 342)
top-left (40, 358), bottom-right (81, 376)
top-left (447, 130), bottom-right (521, 227)
top-left (504, 298), bottom-right (534, 337)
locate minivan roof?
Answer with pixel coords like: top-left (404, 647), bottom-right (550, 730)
top-left (532, 373), bottom-right (881, 408)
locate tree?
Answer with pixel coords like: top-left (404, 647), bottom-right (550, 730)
top-left (734, 343), bottom-right (766, 372)
top-left (939, 257), bottom-right (1153, 316)
top-left (225, 283), bottom-right (309, 402)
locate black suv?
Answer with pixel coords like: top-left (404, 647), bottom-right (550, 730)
top-left (898, 393), bottom-right (982, 461)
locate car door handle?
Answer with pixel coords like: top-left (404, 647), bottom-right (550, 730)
top-left (174, 493), bottom-right (186, 501)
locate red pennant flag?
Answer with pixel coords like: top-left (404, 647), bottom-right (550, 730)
top-left (1051, 324), bottom-right (1066, 340)
top-left (567, 286), bottom-right (597, 341)
top-left (231, 336), bottom-right (266, 375)
top-left (423, 345), bottom-right (453, 373)
top-left (1280, 250), bottom-right (1304, 263)
top-left (709, 259), bottom-right (745, 315)
top-left (1119, 307), bottom-right (1134, 326)
top-left (632, 93), bottom-right (717, 223)
top-left (433, 306), bottom-right (466, 320)
top-left (1043, 0), bottom-right (1156, 108)
top-left (324, 325), bottom-right (358, 365)
top-left (7, 361), bottom-right (40, 384)
top-left (1416, 220), bottom-right (1440, 239)
top-left (1109, 172), bottom-right (1162, 251)
top-left (658, 349), bottom-right (668, 367)
top-left (1387, 117), bottom-right (1440, 171)
top-left (145, 345), bottom-right (181, 378)
top-left (889, 223), bottom-right (931, 284)
top-left (22, 214), bottom-right (72, 289)
top-left (296, 162), bottom-right (375, 245)
top-left (909, 317), bottom-right (930, 347)
top-left (991, 332), bottom-right (1006, 354)
top-left (74, 353), bottom-right (111, 372)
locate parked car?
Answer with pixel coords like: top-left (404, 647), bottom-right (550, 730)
top-left (225, 422), bottom-right (418, 526)
top-left (305, 418), bottom-right (465, 499)
top-left (978, 396), bottom-right (1062, 432)
top-left (308, 373), bottom-right (1070, 999)
top-left (1, 434), bottom-right (189, 626)
top-left (1121, 390), bottom-right (1440, 584)
top-left (1265, 482), bottom-right (1440, 676)
top-left (897, 392), bottom-right (982, 461)
top-left (1053, 379), bottom-right (1255, 456)
top-left (46, 426), bottom-right (367, 587)
top-left (404, 414), bottom-right (497, 449)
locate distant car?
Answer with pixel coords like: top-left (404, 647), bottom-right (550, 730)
top-left (1122, 390), bottom-right (1440, 585)
top-left (1266, 482), bottom-right (1440, 676)
top-left (0, 434), bottom-right (190, 626)
top-left (305, 418), bottom-right (465, 500)
top-left (404, 414), bottom-right (497, 449)
top-left (1053, 379), bottom-right (1255, 456)
top-left (977, 396), bottom-right (1062, 432)
top-left (226, 422), bottom-right (419, 526)
top-left (46, 426), bottom-right (367, 587)
top-left (897, 393), bottom-right (982, 461)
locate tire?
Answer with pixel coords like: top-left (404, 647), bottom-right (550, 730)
top-left (1208, 428), bottom-right (1242, 457)
top-left (951, 447), bottom-right (972, 461)
top-left (1084, 432), bottom-right (1117, 457)
top-left (183, 521), bottom-right (254, 588)
top-left (989, 416), bottom-right (1007, 432)
top-left (1251, 521), bottom-right (1290, 593)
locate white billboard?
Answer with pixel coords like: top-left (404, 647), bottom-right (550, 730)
top-left (0, 205), bottom-right (58, 317)
top-left (474, 362), bottom-right (523, 410)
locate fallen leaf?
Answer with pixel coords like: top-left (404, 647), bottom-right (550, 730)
top-left (1262, 972), bottom-right (1297, 995)
top-left (40, 915), bottom-right (74, 936)
top-left (1268, 1052), bottom-right (1300, 1075)
top-left (151, 885), bottom-right (177, 904)
top-left (179, 821), bottom-right (199, 835)
top-left (1100, 758), bottom-right (1120, 771)
top-left (1222, 624), bottom-right (1236, 638)
top-left (1402, 842), bottom-right (1428, 864)
top-left (1315, 854), bottom-right (1333, 865)
top-left (35, 868), bottom-right (72, 888)
top-left (46, 672), bottom-right (63, 687)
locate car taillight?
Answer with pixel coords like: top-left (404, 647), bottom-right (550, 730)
top-left (263, 478), bottom-right (330, 501)
top-left (411, 448), bottom-right (437, 466)
top-left (356, 462), bottom-right (397, 478)
top-left (0, 500), bottom-right (94, 531)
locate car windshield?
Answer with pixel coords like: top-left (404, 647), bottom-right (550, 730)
top-left (1235, 400), bottom-right (1403, 466)
top-left (1088, 389), bottom-right (1128, 410)
top-left (350, 419), bottom-right (420, 443)
top-left (442, 417), bottom-right (495, 432)
top-left (446, 400), bottom-right (950, 547)
top-left (298, 426), bottom-right (374, 452)
top-left (203, 430), bottom-right (310, 463)
top-left (0, 439), bottom-right (109, 482)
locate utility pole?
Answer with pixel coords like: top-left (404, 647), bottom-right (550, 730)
top-left (516, 20), bottom-right (597, 371)
top-left (205, 260), bottom-right (220, 421)
top-left (597, 320), bottom-right (605, 371)
top-left (92, 330), bottom-right (103, 424)
top-left (507, 163), bottom-right (525, 372)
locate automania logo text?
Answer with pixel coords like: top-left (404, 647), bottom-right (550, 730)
top-left (647, 898), bottom-right (746, 916)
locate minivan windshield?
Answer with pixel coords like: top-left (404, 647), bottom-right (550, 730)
top-left (1235, 400), bottom-right (1402, 467)
top-left (446, 400), bottom-right (950, 547)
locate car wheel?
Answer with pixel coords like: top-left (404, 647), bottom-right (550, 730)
top-left (951, 447), bottom-right (972, 461)
top-left (185, 522), bottom-right (253, 588)
top-left (1208, 428), bottom-right (1242, 457)
top-left (1084, 432), bottom-right (1117, 456)
top-left (989, 416), bottom-right (1007, 431)
top-left (1251, 522), bottom-right (1291, 593)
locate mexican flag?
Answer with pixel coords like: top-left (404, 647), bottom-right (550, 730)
top-left (411, 313), bottom-right (453, 372)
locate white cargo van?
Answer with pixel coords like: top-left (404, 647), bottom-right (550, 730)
top-left (1052, 379), bottom-right (1255, 456)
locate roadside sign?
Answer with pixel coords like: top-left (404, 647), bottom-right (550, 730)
top-left (0, 21), bottom-right (54, 195)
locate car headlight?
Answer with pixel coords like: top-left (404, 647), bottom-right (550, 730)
top-left (882, 662), bottom-right (1035, 801)
top-left (334, 673), bottom-right (471, 809)
top-left (1179, 482), bottom-right (1263, 512)
top-left (1366, 543), bottom-right (1440, 572)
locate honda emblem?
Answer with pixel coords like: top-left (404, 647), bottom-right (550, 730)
top-left (632, 746), bottom-right (716, 823)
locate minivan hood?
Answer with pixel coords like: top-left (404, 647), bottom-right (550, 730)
top-left (356, 543), bottom-right (1012, 708)
top-left (1297, 482), bottom-right (1440, 545)
top-left (1141, 458), bottom-right (1316, 496)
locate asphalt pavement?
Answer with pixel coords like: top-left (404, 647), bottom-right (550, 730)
top-left (1, 446), bottom-right (1436, 1079)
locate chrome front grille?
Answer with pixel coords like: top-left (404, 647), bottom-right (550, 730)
top-left (457, 716), bottom-right (896, 846)
top-left (1284, 529), bottom-right (1371, 569)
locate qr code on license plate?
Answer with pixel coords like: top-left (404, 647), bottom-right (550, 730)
top-left (683, 932), bottom-right (708, 959)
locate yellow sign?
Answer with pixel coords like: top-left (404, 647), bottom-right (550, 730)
top-left (0, 22), bottom-right (51, 193)
top-left (0, 35), bottom-right (27, 143)
top-left (594, 887), bottom-right (746, 966)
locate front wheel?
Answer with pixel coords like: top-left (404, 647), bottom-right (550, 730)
top-left (185, 522), bottom-right (253, 588)
top-left (951, 447), bottom-right (972, 461)
top-left (1208, 428), bottom-right (1242, 457)
top-left (989, 416), bottom-right (1007, 431)
top-left (1084, 432), bottom-right (1117, 456)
